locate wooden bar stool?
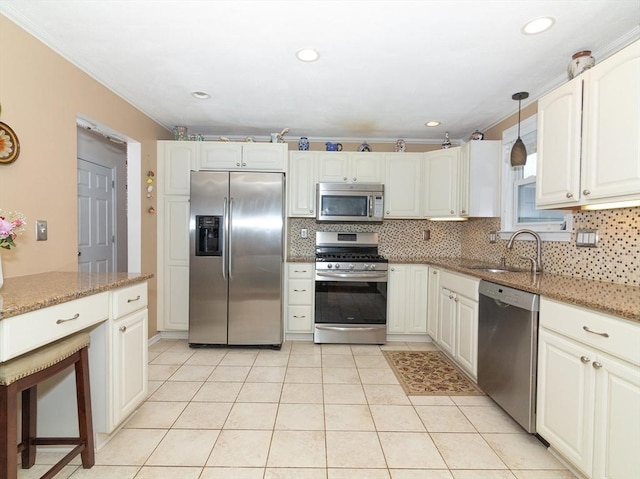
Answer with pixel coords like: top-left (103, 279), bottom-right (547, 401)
top-left (0, 332), bottom-right (95, 479)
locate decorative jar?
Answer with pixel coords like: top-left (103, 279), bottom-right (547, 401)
top-left (568, 50), bottom-right (595, 80)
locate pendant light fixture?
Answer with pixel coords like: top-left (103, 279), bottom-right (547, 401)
top-left (510, 91), bottom-right (529, 167)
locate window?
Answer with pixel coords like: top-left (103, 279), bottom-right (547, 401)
top-left (500, 114), bottom-right (572, 241)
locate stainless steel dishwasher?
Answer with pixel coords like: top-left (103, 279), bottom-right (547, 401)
top-left (478, 280), bottom-right (540, 433)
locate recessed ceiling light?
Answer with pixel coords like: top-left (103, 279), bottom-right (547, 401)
top-left (296, 48), bottom-right (320, 62)
top-left (425, 121), bottom-right (440, 127)
top-left (191, 91), bottom-right (211, 99)
top-left (522, 16), bottom-right (555, 35)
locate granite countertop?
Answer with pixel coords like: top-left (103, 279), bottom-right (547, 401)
top-left (0, 271), bottom-right (153, 320)
top-left (389, 257), bottom-right (640, 323)
top-left (287, 255), bottom-right (639, 322)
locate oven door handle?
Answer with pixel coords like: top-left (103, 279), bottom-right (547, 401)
top-left (316, 271), bottom-right (388, 280)
top-left (315, 325), bottom-right (384, 332)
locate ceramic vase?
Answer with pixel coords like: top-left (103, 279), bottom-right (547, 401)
top-left (568, 50), bottom-right (595, 80)
top-left (298, 137), bottom-right (309, 150)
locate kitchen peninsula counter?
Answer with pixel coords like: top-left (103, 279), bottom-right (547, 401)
top-left (0, 271), bottom-right (153, 320)
top-left (388, 257), bottom-right (640, 323)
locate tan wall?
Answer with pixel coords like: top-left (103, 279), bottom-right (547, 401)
top-left (483, 102), bottom-right (538, 140)
top-left (0, 16), bottom-right (172, 336)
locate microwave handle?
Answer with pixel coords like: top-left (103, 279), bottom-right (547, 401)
top-left (368, 195), bottom-right (373, 218)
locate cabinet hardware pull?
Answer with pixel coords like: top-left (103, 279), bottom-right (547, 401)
top-left (56, 313), bottom-right (80, 324)
top-left (236, 163), bottom-right (241, 167)
top-left (566, 192), bottom-right (573, 198)
top-left (353, 177), bottom-right (357, 181)
top-left (127, 295), bottom-right (141, 303)
top-left (450, 210), bottom-right (454, 214)
top-left (449, 295), bottom-right (454, 300)
top-left (454, 297), bottom-right (459, 302)
top-left (592, 361), bottom-right (603, 369)
top-left (580, 356), bottom-right (590, 363)
top-left (293, 289), bottom-right (307, 292)
top-left (292, 315), bottom-right (306, 318)
top-left (120, 326), bottom-right (127, 332)
top-left (461, 210), bottom-right (466, 214)
top-left (309, 209), bottom-right (313, 213)
top-left (583, 326), bottom-right (609, 338)
top-left (583, 189), bottom-right (591, 195)
top-left (433, 271), bottom-right (437, 275)
top-left (294, 270), bottom-right (307, 273)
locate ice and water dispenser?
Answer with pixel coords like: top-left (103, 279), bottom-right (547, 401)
top-left (195, 215), bottom-right (222, 256)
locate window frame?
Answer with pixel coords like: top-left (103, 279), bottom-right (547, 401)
top-left (499, 114), bottom-right (572, 242)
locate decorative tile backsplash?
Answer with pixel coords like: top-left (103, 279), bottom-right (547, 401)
top-left (288, 207), bottom-right (639, 285)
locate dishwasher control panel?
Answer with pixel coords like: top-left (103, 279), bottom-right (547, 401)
top-left (478, 281), bottom-right (539, 311)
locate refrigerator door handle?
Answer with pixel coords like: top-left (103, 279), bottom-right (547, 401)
top-left (222, 197), bottom-right (228, 280)
top-left (228, 197), bottom-right (234, 280)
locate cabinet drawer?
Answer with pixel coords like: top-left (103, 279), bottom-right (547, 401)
top-left (440, 270), bottom-right (480, 300)
top-left (112, 282), bottom-right (148, 319)
top-left (287, 263), bottom-right (314, 279)
top-left (286, 305), bottom-right (314, 333)
top-left (288, 279), bottom-right (313, 305)
top-left (540, 298), bottom-right (640, 365)
top-left (0, 292), bottom-right (110, 362)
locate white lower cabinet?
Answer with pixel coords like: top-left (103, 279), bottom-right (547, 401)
top-left (435, 270), bottom-right (479, 379)
top-left (426, 267), bottom-right (440, 340)
top-left (112, 309), bottom-right (147, 426)
top-left (537, 298), bottom-right (640, 479)
top-left (387, 264), bottom-right (429, 339)
top-left (285, 263), bottom-right (315, 339)
top-left (109, 282), bottom-right (149, 429)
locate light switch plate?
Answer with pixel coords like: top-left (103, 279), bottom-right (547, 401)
top-left (576, 229), bottom-right (598, 247)
top-left (300, 228), bottom-right (308, 239)
top-left (36, 220), bottom-right (48, 241)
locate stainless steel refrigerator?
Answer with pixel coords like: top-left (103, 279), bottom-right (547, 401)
top-left (189, 171), bottom-right (284, 348)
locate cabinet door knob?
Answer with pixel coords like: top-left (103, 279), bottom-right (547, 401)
top-left (460, 209), bottom-right (466, 214)
top-left (343, 177), bottom-right (347, 181)
top-left (242, 163), bottom-right (247, 167)
top-left (236, 163), bottom-right (241, 167)
top-left (450, 210), bottom-right (454, 214)
top-left (583, 189), bottom-right (591, 196)
top-left (454, 297), bottom-right (459, 302)
top-left (566, 192), bottom-right (573, 198)
top-left (119, 326), bottom-right (127, 332)
top-left (593, 361), bottom-right (603, 369)
top-left (309, 209), bottom-right (313, 213)
top-left (449, 295), bottom-right (454, 300)
top-left (432, 271), bottom-right (438, 275)
top-left (580, 356), bottom-right (590, 363)
top-left (386, 211), bottom-right (390, 215)
top-left (353, 177), bottom-right (357, 182)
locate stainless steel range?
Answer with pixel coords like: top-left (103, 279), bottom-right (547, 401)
top-left (314, 232), bottom-right (388, 344)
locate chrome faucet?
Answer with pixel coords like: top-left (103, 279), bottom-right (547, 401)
top-left (506, 229), bottom-right (543, 274)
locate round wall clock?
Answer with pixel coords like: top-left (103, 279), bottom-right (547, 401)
top-left (0, 121), bottom-right (20, 164)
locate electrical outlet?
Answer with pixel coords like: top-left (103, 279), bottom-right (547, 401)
top-left (489, 231), bottom-right (497, 243)
top-left (300, 228), bottom-right (308, 239)
top-left (36, 220), bottom-right (48, 241)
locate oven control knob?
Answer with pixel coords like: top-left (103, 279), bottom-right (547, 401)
top-left (335, 264), bottom-right (340, 269)
top-left (327, 263), bottom-right (333, 269)
top-left (349, 264), bottom-right (355, 270)
top-left (369, 264), bottom-right (376, 270)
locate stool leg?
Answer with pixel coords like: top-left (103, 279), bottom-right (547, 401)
top-left (21, 386), bottom-right (37, 468)
top-left (75, 347), bottom-right (94, 468)
top-left (1, 383), bottom-right (18, 479)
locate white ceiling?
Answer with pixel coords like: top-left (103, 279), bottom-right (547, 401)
top-left (2, 0), bottom-right (639, 143)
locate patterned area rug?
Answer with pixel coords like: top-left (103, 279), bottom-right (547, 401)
top-left (382, 350), bottom-right (485, 396)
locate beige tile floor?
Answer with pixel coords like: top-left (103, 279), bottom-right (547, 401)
top-left (19, 339), bottom-right (576, 479)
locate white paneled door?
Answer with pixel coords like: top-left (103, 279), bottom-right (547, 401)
top-left (78, 158), bottom-right (114, 272)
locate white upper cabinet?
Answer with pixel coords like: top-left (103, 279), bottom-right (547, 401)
top-left (423, 143), bottom-right (500, 218)
top-left (199, 142), bottom-right (286, 171)
top-left (537, 40), bottom-right (640, 208)
top-left (317, 152), bottom-right (384, 183)
top-left (423, 148), bottom-right (459, 217)
top-left (288, 152), bottom-right (318, 217)
top-left (384, 153), bottom-right (423, 218)
top-left (158, 141), bottom-right (197, 195)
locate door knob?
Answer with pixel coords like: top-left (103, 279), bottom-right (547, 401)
top-left (580, 356), bottom-right (590, 363)
top-left (583, 189), bottom-right (591, 196)
top-left (566, 192), bottom-right (573, 198)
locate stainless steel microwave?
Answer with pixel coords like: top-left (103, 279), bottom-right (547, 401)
top-left (316, 183), bottom-right (384, 223)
